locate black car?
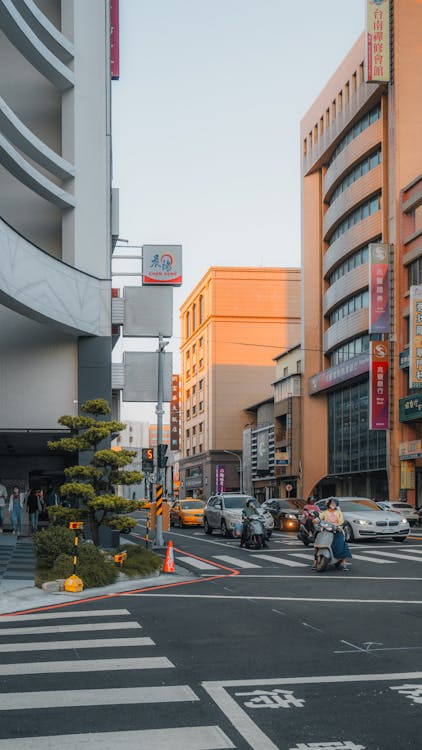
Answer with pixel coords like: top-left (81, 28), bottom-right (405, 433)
top-left (261, 498), bottom-right (306, 531)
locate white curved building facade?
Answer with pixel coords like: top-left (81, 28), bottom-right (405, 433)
top-left (0, 0), bottom-right (114, 486)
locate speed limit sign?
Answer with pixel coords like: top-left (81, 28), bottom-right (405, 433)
top-left (285, 484), bottom-right (293, 492)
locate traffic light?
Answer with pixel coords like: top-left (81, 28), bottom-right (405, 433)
top-left (142, 447), bottom-right (154, 473)
top-left (158, 443), bottom-right (168, 469)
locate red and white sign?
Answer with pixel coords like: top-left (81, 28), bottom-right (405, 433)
top-left (369, 341), bottom-right (389, 430)
top-left (365, 0), bottom-right (390, 83)
top-left (142, 245), bottom-right (183, 286)
top-left (110, 0), bottom-right (120, 80)
top-left (170, 374), bottom-right (180, 451)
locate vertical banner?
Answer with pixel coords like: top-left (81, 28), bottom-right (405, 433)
top-left (370, 341), bottom-right (389, 430)
top-left (409, 285), bottom-right (422, 389)
top-left (170, 374), bottom-right (180, 451)
top-left (369, 243), bottom-right (390, 333)
top-left (216, 465), bottom-right (226, 494)
top-left (400, 461), bottom-right (415, 491)
top-left (365, 0), bottom-right (390, 83)
top-left (110, 0), bottom-right (120, 80)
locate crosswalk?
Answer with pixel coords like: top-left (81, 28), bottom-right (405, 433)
top-left (175, 546), bottom-right (422, 571)
top-left (0, 608), bottom-right (234, 749)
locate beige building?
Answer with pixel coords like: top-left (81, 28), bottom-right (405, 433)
top-left (179, 267), bottom-right (301, 498)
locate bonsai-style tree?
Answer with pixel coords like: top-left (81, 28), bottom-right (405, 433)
top-left (48, 398), bottom-right (143, 545)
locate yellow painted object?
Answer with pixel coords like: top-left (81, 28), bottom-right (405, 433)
top-left (149, 502), bottom-right (170, 532)
top-left (114, 551), bottom-right (127, 565)
top-left (64, 575), bottom-right (84, 592)
top-left (69, 522), bottom-right (84, 530)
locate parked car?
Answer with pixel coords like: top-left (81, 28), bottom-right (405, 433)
top-left (317, 497), bottom-right (409, 542)
top-left (170, 499), bottom-right (205, 527)
top-left (260, 498), bottom-right (306, 531)
top-left (376, 501), bottom-right (419, 526)
top-left (203, 494), bottom-right (274, 537)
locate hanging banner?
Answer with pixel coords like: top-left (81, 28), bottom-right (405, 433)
top-left (216, 465), bottom-right (226, 494)
top-left (409, 285), bottom-right (422, 389)
top-left (110, 0), bottom-right (120, 80)
top-left (365, 0), bottom-right (390, 83)
top-left (170, 374), bottom-right (180, 451)
top-left (369, 243), bottom-right (390, 333)
top-left (369, 341), bottom-right (389, 430)
top-left (400, 461), bottom-right (415, 490)
top-left (142, 245), bottom-right (182, 286)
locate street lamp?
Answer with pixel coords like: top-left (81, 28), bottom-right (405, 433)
top-left (223, 450), bottom-right (243, 493)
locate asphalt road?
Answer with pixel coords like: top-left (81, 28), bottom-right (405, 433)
top-left (1, 518), bottom-right (422, 749)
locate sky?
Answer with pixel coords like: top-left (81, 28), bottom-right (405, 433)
top-left (111, 0), bottom-right (365, 419)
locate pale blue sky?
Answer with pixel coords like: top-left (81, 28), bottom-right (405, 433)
top-left (111, 0), bottom-right (365, 417)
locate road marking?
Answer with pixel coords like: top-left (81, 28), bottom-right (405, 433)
top-left (0, 685), bottom-right (199, 710)
top-left (366, 550), bottom-right (422, 562)
top-left (288, 551), bottom-right (394, 565)
top-left (0, 657), bottom-right (174, 676)
top-left (254, 554), bottom-right (307, 568)
top-left (0, 726), bottom-right (235, 750)
top-left (203, 684), bottom-right (278, 750)
top-left (177, 556), bottom-right (219, 570)
top-left (0, 637), bottom-right (154, 653)
top-left (0, 609), bottom-right (132, 623)
top-left (230, 574), bottom-right (422, 580)
top-left (214, 555), bottom-right (261, 569)
top-left (137, 593), bottom-right (422, 604)
top-left (204, 669), bottom-right (422, 688)
top-left (288, 553), bottom-right (314, 561)
top-left (0, 622), bottom-right (142, 636)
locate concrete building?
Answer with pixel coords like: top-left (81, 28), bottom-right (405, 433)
top-left (179, 267), bottom-right (301, 498)
top-left (301, 0), bottom-right (422, 503)
top-left (0, 1), bottom-right (116, 492)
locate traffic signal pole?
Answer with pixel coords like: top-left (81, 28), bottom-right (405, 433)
top-left (154, 332), bottom-right (167, 547)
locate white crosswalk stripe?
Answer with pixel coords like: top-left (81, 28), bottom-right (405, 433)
top-left (0, 657), bottom-right (174, 676)
top-left (0, 685), bottom-right (199, 710)
top-left (254, 553), bottom-right (308, 567)
top-left (0, 727), bottom-right (235, 749)
top-left (0, 621), bottom-right (142, 636)
top-left (177, 556), bottom-right (218, 570)
top-left (0, 608), bottom-right (132, 623)
top-left (0, 636), bottom-right (154, 653)
top-left (365, 550), bottom-right (422, 562)
top-left (214, 555), bottom-right (261, 568)
top-left (288, 551), bottom-right (395, 565)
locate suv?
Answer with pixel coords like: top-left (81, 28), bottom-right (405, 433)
top-left (203, 494), bottom-right (274, 537)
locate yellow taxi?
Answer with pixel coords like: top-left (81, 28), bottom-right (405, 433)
top-left (138, 498), bottom-right (152, 509)
top-left (170, 499), bottom-right (205, 527)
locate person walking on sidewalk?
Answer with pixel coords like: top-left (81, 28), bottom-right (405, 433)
top-left (9, 485), bottom-right (25, 536)
top-left (26, 489), bottom-right (42, 534)
top-left (0, 479), bottom-right (7, 533)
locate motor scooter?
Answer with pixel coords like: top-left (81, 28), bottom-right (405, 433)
top-left (297, 509), bottom-right (319, 546)
top-left (244, 513), bottom-right (268, 549)
top-left (313, 520), bottom-right (343, 572)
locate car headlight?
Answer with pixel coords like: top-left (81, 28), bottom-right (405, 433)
top-left (286, 514), bottom-right (297, 520)
top-left (356, 519), bottom-right (372, 525)
top-left (400, 519), bottom-right (408, 525)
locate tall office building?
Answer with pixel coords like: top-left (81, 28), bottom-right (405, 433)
top-left (0, 1), bottom-right (116, 488)
top-left (301, 0), bottom-right (422, 503)
top-left (179, 267), bottom-right (301, 498)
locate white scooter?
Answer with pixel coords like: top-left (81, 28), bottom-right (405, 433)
top-left (244, 513), bottom-right (268, 549)
top-left (313, 519), bottom-right (344, 573)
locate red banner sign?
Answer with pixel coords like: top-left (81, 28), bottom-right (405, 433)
top-left (170, 374), bottom-right (180, 451)
top-left (110, 0), bottom-right (120, 80)
top-left (370, 341), bottom-right (389, 430)
top-left (369, 243), bottom-right (389, 334)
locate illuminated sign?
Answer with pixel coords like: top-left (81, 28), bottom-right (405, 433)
top-left (369, 341), bottom-right (389, 430)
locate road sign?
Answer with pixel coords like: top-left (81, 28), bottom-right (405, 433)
top-left (285, 484), bottom-right (293, 492)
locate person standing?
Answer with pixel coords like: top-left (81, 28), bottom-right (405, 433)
top-left (0, 478), bottom-right (7, 533)
top-left (26, 489), bottom-right (42, 533)
top-left (9, 485), bottom-right (25, 536)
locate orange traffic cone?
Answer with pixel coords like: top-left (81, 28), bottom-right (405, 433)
top-left (162, 540), bottom-right (175, 573)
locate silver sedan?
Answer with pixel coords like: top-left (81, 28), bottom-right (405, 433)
top-left (317, 497), bottom-right (409, 542)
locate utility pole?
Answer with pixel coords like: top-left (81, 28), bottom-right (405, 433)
top-left (154, 333), bottom-right (168, 546)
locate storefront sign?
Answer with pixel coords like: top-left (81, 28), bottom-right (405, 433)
top-left (399, 440), bottom-right (422, 460)
top-left (369, 341), bottom-right (389, 430)
top-left (399, 349), bottom-right (410, 369)
top-left (399, 394), bottom-right (422, 422)
top-left (275, 451), bottom-right (289, 466)
top-left (216, 465), bottom-right (226, 494)
top-left (365, 0), bottom-right (390, 83)
top-left (409, 285), bottom-right (422, 389)
top-left (369, 243), bottom-right (390, 333)
top-left (400, 460), bottom-right (415, 490)
top-left (186, 470), bottom-right (203, 490)
top-left (170, 374), bottom-right (180, 450)
top-left (309, 354), bottom-right (369, 395)
top-left (142, 245), bottom-right (182, 286)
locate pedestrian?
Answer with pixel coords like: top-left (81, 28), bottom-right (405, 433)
top-left (26, 489), bottom-right (42, 533)
top-left (0, 478), bottom-right (7, 533)
top-left (9, 485), bottom-right (25, 536)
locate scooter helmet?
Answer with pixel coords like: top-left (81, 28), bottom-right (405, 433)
top-left (325, 497), bottom-right (339, 510)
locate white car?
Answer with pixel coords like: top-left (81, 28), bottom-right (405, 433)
top-left (317, 497), bottom-right (409, 542)
top-left (203, 494), bottom-right (274, 537)
top-left (377, 501), bottom-right (419, 527)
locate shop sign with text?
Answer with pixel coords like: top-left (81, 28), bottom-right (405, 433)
top-left (409, 285), bottom-right (422, 388)
top-left (369, 341), bottom-right (389, 430)
top-left (365, 0), bottom-right (390, 83)
top-left (369, 243), bottom-right (390, 333)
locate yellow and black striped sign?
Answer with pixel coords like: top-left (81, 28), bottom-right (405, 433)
top-left (155, 484), bottom-right (163, 516)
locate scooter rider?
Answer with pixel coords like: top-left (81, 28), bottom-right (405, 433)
top-left (240, 499), bottom-right (268, 548)
top-left (318, 497), bottom-right (352, 571)
top-left (301, 496), bottom-right (320, 536)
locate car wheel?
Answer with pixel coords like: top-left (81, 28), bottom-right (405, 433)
top-left (221, 520), bottom-right (232, 538)
top-left (343, 522), bottom-right (354, 542)
top-left (316, 554), bottom-right (328, 572)
top-left (204, 518), bottom-right (213, 535)
top-left (393, 535), bottom-right (408, 543)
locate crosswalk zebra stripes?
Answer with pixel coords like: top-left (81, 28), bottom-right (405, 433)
top-left (0, 608), bottom-right (234, 749)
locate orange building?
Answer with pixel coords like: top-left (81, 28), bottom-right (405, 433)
top-left (179, 267), bottom-right (301, 498)
top-left (301, 0), bottom-right (422, 504)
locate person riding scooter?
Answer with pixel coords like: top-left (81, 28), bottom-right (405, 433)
top-left (299, 496), bottom-right (321, 541)
top-left (240, 499), bottom-right (268, 548)
top-left (317, 497), bottom-right (352, 571)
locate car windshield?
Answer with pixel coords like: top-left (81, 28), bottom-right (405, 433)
top-left (338, 499), bottom-right (381, 512)
top-left (181, 501), bottom-right (204, 509)
top-left (224, 496), bottom-right (256, 509)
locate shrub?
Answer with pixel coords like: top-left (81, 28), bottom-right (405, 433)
top-left (118, 543), bottom-right (162, 577)
top-left (34, 525), bottom-right (75, 568)
top-left (50, 543), bottom-right (118, 588)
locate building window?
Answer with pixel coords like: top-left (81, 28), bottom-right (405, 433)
top-left (328, 241), bottom-right (377, 285)
top-left (199, 401), bottom-right (204, 411)
top-left (328, 290), bottom-right (369, 326)
top-left (187, 449), bottom-right (190, 457)
top-left (328, 148), bottom-right (382, 207)
top-left (192, 425), bottom-right (196, 435)
top-left (199, 358), bottom-right (204, 369)
top-left (199, 379), bottom-right (204, 390)
top-left (199, 444), bottom-right (203, 453)
top-left (330, 334), bottom-right (370, 367)
top-left (199, 337), bottom-right (204, 347)
top-left (193, 303), bottom-right (197, 331)
top-left (186, 389), bottom-right (190, 399)
top-left (327, 194), bottom-right (381, 246)
top-left (283, 366), bottom-right (288, 376)
top-left (193, 364), bottom-right (197, 374)
top-left (186, 429), bottom-right (190, 439)
top-left (408, 257), bottom-right (422, 289)
top-left (186, 409), bottom-right (190, 419)
top-left (192, 384), bottom-right (196, 395)
top-left (193, 405), bottom-right (197, 416)
top-left (329, 103), bottom-right (381, 166)
top-left (192, 344), bottom-right (196, 354)
top-left (296, 360), bottom-right (301, 373)
top-left (199, 422), bottom-right (203, 432)
top-left (129, 436), bottom-right (133, 443)
top-left (186, 311), bottom-right (190, 337)
top-left (192, 447), bottom-right (196, 455)
top-left (199, 295), bottom-right (204, 323)
top-left (186, 369), bottom-right (190, 379)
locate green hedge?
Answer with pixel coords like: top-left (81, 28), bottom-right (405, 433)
top-left (50, 544), bottom-right (118, 588)
top-left (34, 525), bottom-right (75, 567)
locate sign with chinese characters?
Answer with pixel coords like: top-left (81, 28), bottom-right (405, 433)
top-left (289, 743), bottom-right (365, 750)
top-left (365, 0), bottom-right (390, 83)
top-left (399, 394), bottom-right (422, 423)
top-left (369, 243), bottom-right (390, 334)
top-left (390, 683), bottom-right (422, 704)
top-left (275, 451), bottom-right (289, 466)
top-left (309, 354), bottom-right (369, 395)
top-left (400, 460), bottom-right (415, 491)
top-left (399, 439), bottom-right (422, 460)
top-left (409, 285), bottom-right (422, 388)
top-left (216, 465), bottom-right (226, 494)
top-left (399, 348), bottom-right (410, 370)
top-left (235, 688), bottom-right (305, 709)
top-left (170, 374), bottom-right (180, 450)
top-left (142, 245), bottom-right (182, 286)
top-left (369, 341), bottom-right (389, 430)
top-left (110, 0), bottom-right (120, 80)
